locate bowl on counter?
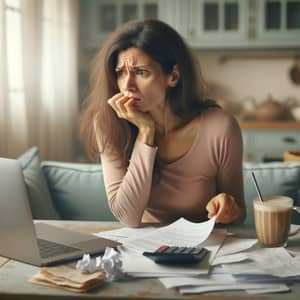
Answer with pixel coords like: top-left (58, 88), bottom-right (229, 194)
top-left (254, 97), bottom-right (291, 121)
top-left (283, 150), bottom-right (300, 162)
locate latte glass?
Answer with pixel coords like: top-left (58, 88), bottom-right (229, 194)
top-left (253, 196), bottom-right (293, 247)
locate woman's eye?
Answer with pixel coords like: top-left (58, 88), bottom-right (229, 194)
top-left (135, 69), bottom-right (149, 77)
top-left (116, 70), bottom-right (124, 77)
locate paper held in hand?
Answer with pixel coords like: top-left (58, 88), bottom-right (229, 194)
top-left (123, 216), bottom-right (217, 252)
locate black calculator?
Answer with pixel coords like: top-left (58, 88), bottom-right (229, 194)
top-left (143, 245), bottom-right (209, 265)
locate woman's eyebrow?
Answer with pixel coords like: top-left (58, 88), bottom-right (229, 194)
top-left (115, 64), bottom-right (152, 71)
top-left (131, 64), bottom-right (152, 70)
top-left (132, 64), bottom-right (151, 68)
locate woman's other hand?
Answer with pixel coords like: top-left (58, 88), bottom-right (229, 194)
top-left (206, 193), bottom-right (240, 224)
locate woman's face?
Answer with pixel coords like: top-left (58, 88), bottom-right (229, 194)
top-left (115, 47), bottom-right (172, 113)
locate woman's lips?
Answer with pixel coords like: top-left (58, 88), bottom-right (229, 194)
top-left (132, 98), bottom-right (143, 109)
top-left (131, 97), bottom-right (141, 102)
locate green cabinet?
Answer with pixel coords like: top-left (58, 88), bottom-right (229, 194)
top-left (242, 129), bottom-right (300, 162)
top-left (80, 0), bottom-right (300, 49)
top-left (255, 0), bottom-right (300, 48)
top-left (80, 0), bottom-right (161, 48)
top-left (174, 0), bottom-right (300, 48)
top-left (186, 0), bottom-right (249, 48)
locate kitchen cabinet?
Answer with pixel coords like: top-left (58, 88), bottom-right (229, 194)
top-left (180, 0), bottom-right (300, 48)
top-left (254, 0), bottom-right (300, 48)
top-left (241, 122), bottom-right (300, 162)
top-left (186, 0), bottom-right (249, 48)
top-left (80, 0), bottom-right (300, 49)
top-left (80, 0), bottom-right (161, 48)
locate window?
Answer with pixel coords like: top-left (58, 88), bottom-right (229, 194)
top-left (5, 0), bottom-right (28, 141)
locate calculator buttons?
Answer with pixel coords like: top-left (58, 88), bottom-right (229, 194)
top-left (164, 247), bottom-right (177, 254)
top-left (175, 247), bottom-right (186, 253)
top-left (157, 245), bottom-right (169, 253)
top-left (182, 247), bottom-right (194, 254)
top-left (191, 248), bottom-right (203, 254)
top-left (142, 245), bottom-right (209, 265)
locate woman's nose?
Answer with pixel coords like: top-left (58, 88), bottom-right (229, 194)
top-left (122, 73), bottom-right (136, 92)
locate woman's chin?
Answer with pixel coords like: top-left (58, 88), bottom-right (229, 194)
top-left (134, 103), bottom-right (146, 112)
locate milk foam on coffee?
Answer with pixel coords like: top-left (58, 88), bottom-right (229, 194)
top-left (254, 196), bottom-right (293, 247)
top-left (255, 197), bottom-right (293, 211)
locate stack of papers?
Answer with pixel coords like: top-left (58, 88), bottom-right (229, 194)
top-left (97, 217), bottom-right (224, 278)
top-left (30, 265), bottom-right (106, 293)
top-left (95, 218), bottom-right (300, 295)
top-left (0, 256), bottom-right (9, 268)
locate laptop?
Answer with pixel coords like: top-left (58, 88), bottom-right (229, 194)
top-left (0, 158), bottom-right (120, 266)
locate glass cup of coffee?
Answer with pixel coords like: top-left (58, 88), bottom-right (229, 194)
top-left (253, 196), bottom-right (293, 247)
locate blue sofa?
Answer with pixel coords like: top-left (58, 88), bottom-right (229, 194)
top-left (18, 147), bottom-right (300, 225)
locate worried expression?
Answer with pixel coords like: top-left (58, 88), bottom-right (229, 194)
top-left (115, 47), bottom-right (174, 113)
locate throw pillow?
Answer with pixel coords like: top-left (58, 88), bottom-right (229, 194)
top-left (41, 161), bottom-right (116, 221)
top-left (18, 147), bottom-right (60, 219)
top-left (243, 162), bottom-right (300, 225)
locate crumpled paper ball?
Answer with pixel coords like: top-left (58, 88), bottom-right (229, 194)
top-left (76, 247), bottom-right (126, 281)
top-left (76, 253), bottom-right (101, 274)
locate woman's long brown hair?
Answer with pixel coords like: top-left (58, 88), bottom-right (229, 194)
top-left (80, 19), bottom-right (217, 163)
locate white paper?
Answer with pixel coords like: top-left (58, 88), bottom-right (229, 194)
top-left (239, 246), bottom-right (300, 278)
top-left (120, 246), bottom-right (209, 276)
top-left (199, 229), bottom-right (227, 264)
top-left (215, 236), bottom-right (257, 257)
top-left (246, 285), bottom-right (290, 294)
top-left (180, 283), bottom-right (289, 294)
top-left (159, 274), bottom-right (236, 289)
top-left (211, 253), bottom-right (249, 266)
top-left (123, 217), bottom-right (216, 252)
top-left (119, 229), bottom-right (226, 277)
top-left (94, 227), bottom-right (157, 243)
top-left (234, 273), bottom-right (300, 284)
top-left (222, 246), bottom-right (300, 278)
top-left (0, 257), bottom-right (9, 268)
top-left (210, 265), bottom-right (228, 275)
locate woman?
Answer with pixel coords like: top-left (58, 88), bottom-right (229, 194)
top-left (80, 19), bottom-right (246, 227)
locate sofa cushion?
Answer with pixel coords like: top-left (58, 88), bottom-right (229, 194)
top-left (243, 162), bottom-right (300, 225)
top-left (18, 147), bottom-right (60, 219)
top-left (41, 162), bottom-right (116, 221)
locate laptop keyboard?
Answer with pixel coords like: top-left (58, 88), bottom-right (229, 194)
top-left (37, 238), bottom-right (79, 259)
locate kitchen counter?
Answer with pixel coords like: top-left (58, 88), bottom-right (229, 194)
top-left (239, 121), bottom-right (300, 130)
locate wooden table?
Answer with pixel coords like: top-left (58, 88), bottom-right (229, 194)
top-left (1, 221), bottom-right (300, 300)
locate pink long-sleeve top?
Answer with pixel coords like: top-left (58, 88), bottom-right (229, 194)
top-left (100, 108), bottom-right (245, 227)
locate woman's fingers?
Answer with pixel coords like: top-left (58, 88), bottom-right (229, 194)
top-left (206, 200), bottom-right (218, 219)
top-left (206, 193), bottom-right (239, 224)
top-left (115, 96), bottom-right (132, 118)
top-left (215, 194), bottom-right (238, 224)
top-left (107, 92), bottom-right (154, 130)
top-left (108, 93), bottom-right (124, 115)
top-left (108, 93), bottom-right (134, 119)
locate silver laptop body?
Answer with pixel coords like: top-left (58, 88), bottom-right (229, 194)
top-left (0, 158), bottom-right (120, 266)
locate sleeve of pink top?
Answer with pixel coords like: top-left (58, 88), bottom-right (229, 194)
top-left (100, 139), bottom-right (158, 227)
top-left (214, 114), bottom-right (246, 223)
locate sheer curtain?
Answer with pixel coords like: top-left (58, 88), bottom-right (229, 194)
top-left (0, 0), bottom-right (79, 161)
